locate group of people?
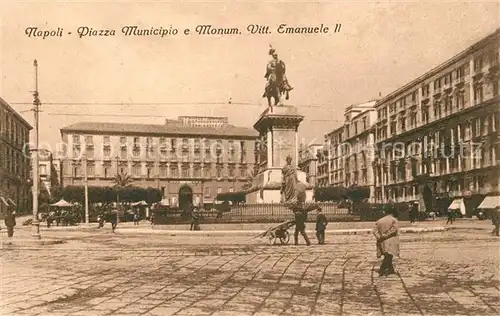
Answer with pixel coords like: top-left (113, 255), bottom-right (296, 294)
top-left (282, 155), bottom-right (399, 276)
top-left (281, 155), bottom-right (328, 246)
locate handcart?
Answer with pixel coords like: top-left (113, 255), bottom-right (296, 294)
top-left (255, 220), bottom-right (296, 245)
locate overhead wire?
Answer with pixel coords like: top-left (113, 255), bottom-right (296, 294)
top-left (9, 101), bottom-right (334, 109)
top-left (11, 100), bottom-right (345, 122)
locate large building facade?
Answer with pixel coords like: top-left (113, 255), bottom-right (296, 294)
top-left (60, 116), bottom-right (258, 208)
top-left (373, 29), bottom-right (500, 212)
top-left (343, 101), bottom-right (378, 199)
top-left (0, 97), bottom-right (32, 214)
top-left (298, 143), bottom-right (323, 187)
top-left (317, 100), bottom-right (377, 193)
top-left (317, 126), bottom-right (343, 188)
top-left (39, 150), bottom-right (61, 195)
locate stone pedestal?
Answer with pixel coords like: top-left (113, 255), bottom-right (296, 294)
top-left (246, 105), bottom-right (313, 203)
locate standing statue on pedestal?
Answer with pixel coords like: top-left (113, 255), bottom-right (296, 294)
top-left (282, 155), bottom-right (320, 213)
top-left (281, 155), bottom-right (299, 205)
top-left (263, 47), bottom-right (294, 107)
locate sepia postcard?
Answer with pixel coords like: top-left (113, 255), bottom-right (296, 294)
top-left (0, 1), bottom-right (499, 315)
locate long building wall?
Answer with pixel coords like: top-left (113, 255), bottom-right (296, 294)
top-left (0, 97), bottom-right (32, 213)
top-left (373, 29), bottom-right (500, 208)
top-left (60, 121), bottom-right (258, 206)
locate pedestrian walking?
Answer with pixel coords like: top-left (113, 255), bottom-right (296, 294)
top-left (292, 182), bottom-right (311, 246)
top-left (97, 214), bottom-right (105, 228)
top-left (373, 206), bottom-right (400, 277)
top-left (190, 207), bottom-right (201, 231)
top-left (315, 207), bottom-right (328, 244)
top-left (446, 209), bottom-right (455, 224)
top-left (110, 210), bottom-right (118, 233)
top-left (4, 209), bottom-right (16, 238)
top-left (409, 203), bottom-right (418, 224)
top-left (150, 211), bottom-right (155, 228)
top-left (133, 212), bottom-right (139, 226)
top-left (491, 206), bottom-right (500, 237)
top-left (47, 211), bottom-right (55, 228)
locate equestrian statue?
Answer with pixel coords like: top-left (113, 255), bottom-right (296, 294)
top-left (262, 46), bottom-right (294, 107)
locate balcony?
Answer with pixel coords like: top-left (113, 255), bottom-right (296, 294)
top-left (443, 83), bottom-right (452, 93)
top-left (472, 68), bottom-right (483, 79)
top-left (421, 92), bottom-right (430, 102)
top-left (433, 89), bottom-right (442, 99)
top-left (454, 76), bottom-right (465, 87)
top-left (489, 60), bottom-right (499, 73)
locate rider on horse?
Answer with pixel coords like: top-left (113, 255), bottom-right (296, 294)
top-left (263, 48), bottom-right (293, 101)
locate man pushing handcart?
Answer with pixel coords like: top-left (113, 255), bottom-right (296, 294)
top-left (256, 155), bottom-right (319, 246)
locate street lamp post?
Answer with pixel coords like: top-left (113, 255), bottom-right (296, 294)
top-left (83, 154), bottom-right (89, 224)
top-left (31, 60), bottom-right (41, 239)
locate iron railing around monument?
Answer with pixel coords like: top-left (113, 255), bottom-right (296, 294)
top-left (153, 202), bottom-right (356, 224)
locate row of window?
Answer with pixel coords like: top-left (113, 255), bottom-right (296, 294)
top-left (376, 50), bottom-right (498, 122)
top-left (0, 108), bottom-right (30, 149)
top-left (0, 144), bottom-right (28, 177)
top-left (67, 163), bottom-right (250, 179)
top-left (71, 145), bottom-right (249, 162)
top-left (375, 144), bottom-right (499, 183)
top-left (344, 170), bottom-right (369, 187)
top-left (375, 172), bottom-right (498, 201)
top-left (376, 81), bottom-right (499, 141)
top-left (344, 116), bottom-right (369, 139)
top-left (72, 134), bottom-right (248, 150)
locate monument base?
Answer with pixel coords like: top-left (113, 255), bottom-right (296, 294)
top-left (245, 167), bottom-right (314, 204)
top-left (246, 104), bottom-right (313, 204)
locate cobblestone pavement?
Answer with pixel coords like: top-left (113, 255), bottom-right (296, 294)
top-left (1, 229), bottom-right (499, 316)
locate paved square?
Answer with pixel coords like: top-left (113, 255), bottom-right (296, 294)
top-left (1, 227), bottom-right (499, 315)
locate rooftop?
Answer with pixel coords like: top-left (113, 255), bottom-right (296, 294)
top-left (0, 97), bottom-right (33, 129)
top-left (60, 121), bottom-right (259, 138)
top-left (344, 100), bottom-right (378, 113)
top-left (375, 28), bottom-right (500, 107)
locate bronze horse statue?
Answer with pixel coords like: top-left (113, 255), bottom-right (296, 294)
top-left (263, 47), bottom-right (292, 107)
top-left (264, 80), bottom-right (286, 107)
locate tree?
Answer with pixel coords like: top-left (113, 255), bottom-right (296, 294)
top-left (145, 187), bottom-right (162, 205)
top-left (216, 192), bottom-right (246, 204)
top-left (415, 174), bottom-right (433, 213)
top-left (314, 186), bottom-right (348, 202)
top-left (346, 185), bottom-right (370, 203)
top-left (113, 173), bottom-right (134, 208)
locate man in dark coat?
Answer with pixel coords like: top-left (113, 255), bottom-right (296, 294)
top-left (4, 209), bottom-right (16, 238)
top-left (491, 206), bottom-right (500, 237)
top-left (190, 207), bottom-right (201, 231)
top-left (315, 207), bottom-right (328, 244)
top-left (293, 182), bottom-right (311, 246)
top-left (110, 210), bottom-right (118, 233)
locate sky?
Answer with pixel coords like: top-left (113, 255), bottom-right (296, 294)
top-left (1, 0), bottom-right (499, 151)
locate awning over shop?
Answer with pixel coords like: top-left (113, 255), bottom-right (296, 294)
top-left (477, 196), bottom-right (500, 210)
top-left (131, 200), bottom-right (148, 207)
top-left (0, 196), bottom-right (15, 206)
top-left (0, 196), bottom-right (9, 206)
top-left (50, 199), bottom-right (73, 208)
top-left (448, 198), bottom-right (466, 215)
top-left (159, 198), bottom-right (170, 206)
